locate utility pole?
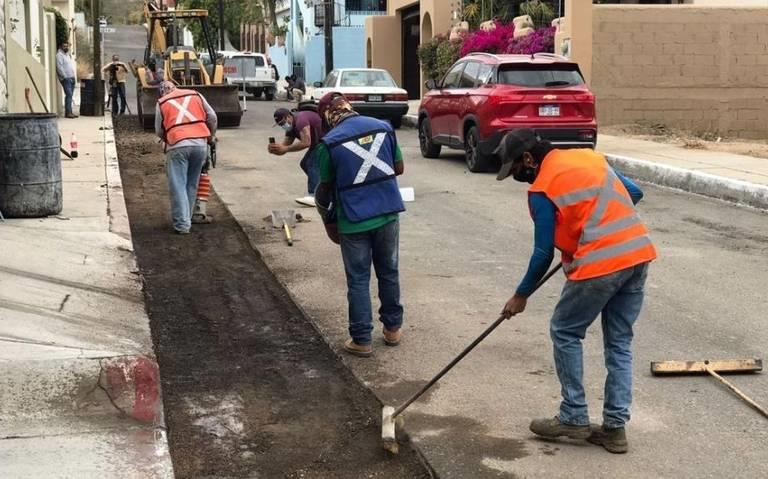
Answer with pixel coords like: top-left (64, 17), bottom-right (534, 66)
top-left (218, 0), bottom-right (225, 51)
top-left (92, 0), bottom-right (103, 116)
top-left (323, 0), bottom-right (334, 75)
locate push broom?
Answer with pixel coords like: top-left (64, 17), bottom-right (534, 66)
top-left (381, 263), bottom-right (563, 454)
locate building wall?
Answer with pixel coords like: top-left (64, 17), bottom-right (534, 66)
top-left (590, 5), bottom-right (768, 139)
top-left (304, 26), bottom-right (366, 83)
top-left (0, 0), bottom-right (7, 112)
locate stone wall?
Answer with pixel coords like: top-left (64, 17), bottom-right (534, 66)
top-left (1, 0), bottom-right (8, 113)
top-left (591, 6), bottom-right (768, 139)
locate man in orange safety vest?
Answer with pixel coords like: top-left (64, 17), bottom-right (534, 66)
top-left (155, 81), bottom-right (217, 234)
top-left (496, 129), bottom-right (657, 454)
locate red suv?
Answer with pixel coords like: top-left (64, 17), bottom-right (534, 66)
top-left (418, 52), bottom-right (597, 172)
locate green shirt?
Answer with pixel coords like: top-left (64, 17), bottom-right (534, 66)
top-left (317, 142), bottom-right (403, 234)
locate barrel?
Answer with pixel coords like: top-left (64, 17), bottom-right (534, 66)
top-left (80, 79), bottom-right (96, 116)
top-left (0, 113), bottom-right (62, 217)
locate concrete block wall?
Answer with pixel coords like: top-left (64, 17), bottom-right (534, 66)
top-left (591, 6), bottom-right (768, 139)
top-left (1, 0), bottom-right (7, 113)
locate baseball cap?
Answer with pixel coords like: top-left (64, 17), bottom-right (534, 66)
top-left (273, 108), bottom-right (291, 126)
top-left (495, 129), bottom-right (541, 181)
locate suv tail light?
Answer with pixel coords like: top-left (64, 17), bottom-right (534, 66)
top-left (578, 129), bottom-right (596, 141)
top-left (488, 94), bottom-right (525, 105)
top-left (574, 93), bottom-right (595, 102)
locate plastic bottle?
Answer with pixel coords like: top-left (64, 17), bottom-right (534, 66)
top-left (70, 132), bottom-right (78, 159)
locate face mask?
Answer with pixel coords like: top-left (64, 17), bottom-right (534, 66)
top-left (280, 122), bottom-right (292, 132)
top-left (512, 166), bottom-right (537, 184)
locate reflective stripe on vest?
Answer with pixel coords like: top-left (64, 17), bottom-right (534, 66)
top-left (159, 89), bottom-right (210, 145)
top-left (530, 149), bottom-right (656, 280)
top-left (341, 132), bottom-right (395, 185)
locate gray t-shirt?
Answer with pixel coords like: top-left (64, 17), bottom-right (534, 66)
top-left (155, 92), bottom-right (218, 151)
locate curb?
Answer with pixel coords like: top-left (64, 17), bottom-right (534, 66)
top-left (399, 113), bottom-right (768, 210)
top-left (606, 154), bottom-right (768, 211)
top-left (104, 113), bottom-right (132, 240)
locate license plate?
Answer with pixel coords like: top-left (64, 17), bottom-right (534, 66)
top-left (539, 104), bottom-right (560, 116)
top-left (368, 95), bottom-right (383, 102)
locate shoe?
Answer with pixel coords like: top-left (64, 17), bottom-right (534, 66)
top-left (587, 424), bottom-right (628, 454)
top-left (529, 416), bottom-right (591, 440)
top-left (174, 229), bottom-right (190, 235)
top-left (343, 339), bottom-right (372, 358)
top-left (191, 214), bottom-right (212, 224)
top-left (383, 327), bottom-right (401, 346)
top-left (65, 114), bottom-right (78, 119)
top-left (295, 196), bottom-right (316, 207)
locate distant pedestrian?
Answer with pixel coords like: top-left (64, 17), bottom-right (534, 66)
top-left (314, 92), bottom-right (405, 358)
top-left (496, 129), bottom-right (657, 454)
top-left (102, 54), bottom-right (129, 115)
top-left (155, 81), bottom-right (217, 234)
top-left (55, 42), bottom-right (78, 118)
top-left (267, 56), bottom-right (279, 81)
top-left (291, 75), bottom-right (306, 102)
top-left (268, 107), bottom-right (323, 206)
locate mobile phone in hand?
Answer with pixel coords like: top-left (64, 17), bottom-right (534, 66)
top-left (269, 137), bottom-right (275, 144)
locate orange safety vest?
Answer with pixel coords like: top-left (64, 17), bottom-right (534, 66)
top-left (158, 88), bottom-right (211, 146)
top-left (529, 149), bottom-right (657, 280)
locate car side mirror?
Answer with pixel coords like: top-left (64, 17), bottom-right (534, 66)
top-left (425, 79), bottom-right (438, 90)
top-left (313, 81), bottom-right (323, 88)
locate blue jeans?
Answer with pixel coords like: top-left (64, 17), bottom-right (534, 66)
top-left (550, 262), bottom-right (649, 428)
top-left (339, 219), bottom-right (403, 345)
top-left (166, 146), bottom-right (207, 232)
top-left (111, 82), bottom-right (127, 115)
top-left (60, 78), bottom-right (75, 116)
top-left (299, 147), bottom-right (319, 195)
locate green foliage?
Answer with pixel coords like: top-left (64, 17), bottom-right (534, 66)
top-left (44, 7), bottom-right (70, 48)
top-left (436, 40), bottom-right (462, 81)
top-left (519, 0), bottom-right (556, 29)
top-left (177, 0), bottom-right (265, 51)
top-left (417, 35), bottom-right (441, 80)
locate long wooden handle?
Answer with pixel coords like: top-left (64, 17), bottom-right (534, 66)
top-left (283, 222), bottom-right (293, 246)
top-left (706, 367), bottom-right (768, 419)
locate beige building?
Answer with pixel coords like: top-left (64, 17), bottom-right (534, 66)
top-left (365, 0), bottom-right (453, 99)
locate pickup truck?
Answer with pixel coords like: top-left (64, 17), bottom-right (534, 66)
top-left (221, 51), bottom-right (277, 101)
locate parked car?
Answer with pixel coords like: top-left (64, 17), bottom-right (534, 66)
top-left (418, 52), bottom-right (597, 172)
top-left (221, 51), bottom-right (276, 100)
top-left (312, 68), bottom-right (409, 128)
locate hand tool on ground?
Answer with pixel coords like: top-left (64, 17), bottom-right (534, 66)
top-left (271, 209), bottom-right (297, 246)
top-left (381, 262), bottom-right (563, 454)
top-left (24, 67), bottom-right (74, 161)
top-left (651, 358), bottom-right (766, 418)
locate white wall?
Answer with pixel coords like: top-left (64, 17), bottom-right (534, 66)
top-left (9, 0), bottom-right (26, 46)
top-left (0, 0), bottom-right (8, 112)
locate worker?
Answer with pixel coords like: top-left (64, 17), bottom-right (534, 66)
top-left (102, 54), bottom-right (129, 115)
top-left (268, 107), bottom-right (323, 206)
top-left (55, 41), bottom-right (78, 118)
top-left (145, 59), bottom-right (164, 86)
top-left (155, 81), bottom-right (217, 234)
top-left (267, 56), bottom-right (279, 81)
top-left (314, 92), bottom-right (405, 358)
top-left (496, 129), bottom-right (657, 454)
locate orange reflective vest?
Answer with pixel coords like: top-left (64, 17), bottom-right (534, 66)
top-left (529, 149), bottom-right (657, 280)
top-left (159, 88), bottom-right (211, 146)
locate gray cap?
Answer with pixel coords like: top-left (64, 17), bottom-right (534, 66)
top-left (495, 129), bottom-right (541, 181)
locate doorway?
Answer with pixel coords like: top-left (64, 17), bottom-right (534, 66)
top-left (401, 6), bottom-right (420, 99)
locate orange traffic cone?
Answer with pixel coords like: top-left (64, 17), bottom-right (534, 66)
top-left (192, 173), bottom-right (212, 224)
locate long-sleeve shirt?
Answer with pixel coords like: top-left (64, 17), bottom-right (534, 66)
top-left (56, 50), bottom-right (76, 80)
top-left (515, 169), bottom-right (644, 297)
top-left (101, 62), bottom-right (129, 83)
top-left (155, 93), bottom-right (218, 151)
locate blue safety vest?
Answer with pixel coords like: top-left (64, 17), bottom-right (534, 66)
top-left (322, 116), bottom-right (405, 223)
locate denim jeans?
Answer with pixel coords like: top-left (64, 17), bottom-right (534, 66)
top-left (111, 83), bottom-right (127, 115)
top-left (60, 78), bottom-right (75, 116)
top-left (166, 146), bottom-right (207, 232)
top-left (299, 147), bottom-right (319, 195)
top-left (550, 262), bottom-right (649, 428)
top-left (339, 219), bottom-right (403, 345)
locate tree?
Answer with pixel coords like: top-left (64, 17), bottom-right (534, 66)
top-left (177, 0), bottom-right (266, 50)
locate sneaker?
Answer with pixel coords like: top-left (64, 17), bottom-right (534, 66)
top-left (65, 114), bottom-right (79, 119)
top-left (529, 416), bottom-right (591, 440)
top-left (383, 327), bottom-right (401, 346)
top-left (174, 229), bottom-right (190, 235)
top-left (587, 424), bottom-right (628, 454)
top-left (295, 196), bottom-right (316, 207)
top-left (191, 214), bottom-right (212, 224)
top-left (343, 339), bottom-right (372, 358)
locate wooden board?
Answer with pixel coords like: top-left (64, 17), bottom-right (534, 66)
top-left (650, 359), bottom-right (762, 375)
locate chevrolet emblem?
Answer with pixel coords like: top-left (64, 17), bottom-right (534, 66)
top-left (543, 95), bottom-right (557, 100)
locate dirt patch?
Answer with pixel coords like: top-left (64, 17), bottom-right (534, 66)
top-left (601, 123), bottom-right (768, 160)
top-left (114, 117), bottom-right (432, 479)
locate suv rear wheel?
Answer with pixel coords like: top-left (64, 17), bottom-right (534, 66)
top-left (419, 117), bottom-right (441, 158)
top-left (464, 126), bottom-right (492, 172)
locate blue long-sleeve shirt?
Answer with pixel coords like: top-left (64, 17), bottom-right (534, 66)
top-left (515, 170), bottom-right (644, 297)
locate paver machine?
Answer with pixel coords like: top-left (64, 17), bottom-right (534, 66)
top-left (134, 1), bottom-right (242, 129)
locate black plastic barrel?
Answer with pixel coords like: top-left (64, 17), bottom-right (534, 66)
top-left (80, 79), bottom-right (95, 116)
top-left (0, 113), bottom-right (62, 217)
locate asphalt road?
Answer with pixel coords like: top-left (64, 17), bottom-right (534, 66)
top-left (211, 103), bottom-right (768, 479)
top-left (103, 25), bottom-right (146, 114)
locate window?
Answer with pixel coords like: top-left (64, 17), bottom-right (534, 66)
top-left (460, 62), bottom-right (480, 88)
top-left (497, 64), bottom-right (584, 87)
top-left (441, 62), bottom-right (465, 89)
top-left (324, 70), bottom-right (339, 87)
top-left (346, 0), bottom-right (387, 12)
top-left (339, 70), bottom-right (396, 87)
top-left (477, 63), bottom-right (493, 85)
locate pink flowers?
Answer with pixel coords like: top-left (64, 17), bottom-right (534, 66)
top-left (458, 22), bottom-right (556, 57)
top-left (507, 26), bottom-right (556, 55)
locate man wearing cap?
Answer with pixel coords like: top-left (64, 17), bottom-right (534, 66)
top-left (314, 92), bottom-right (405, 358)
top-left (155, 81), bottom-right (217, 234)
top-left (268, 107), bottom-right (323, 206)
top-left (496, 129), bottom-right (657, 454)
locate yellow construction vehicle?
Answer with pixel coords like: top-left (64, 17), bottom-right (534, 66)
top-left (134, 1), bottom-right (242, 129)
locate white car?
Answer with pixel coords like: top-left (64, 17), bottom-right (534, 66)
top-left (312, 68), bottom-right (409, 128)
top-left (220, 51), bottom-right (277, 101)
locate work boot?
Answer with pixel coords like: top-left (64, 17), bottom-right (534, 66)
top-left (191, 214), bottom-right (212, 224)
top-left (529, 416), bottom-right (591, 440)
top-left (383, 327), bottom-right (401, 346)
top-left (343, 339), bottom-right (372, 358)
top-left (587, 424), bottom-right (628, 454)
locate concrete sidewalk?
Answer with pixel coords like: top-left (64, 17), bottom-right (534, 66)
top-left (0, 115), bottom-right (173, 478)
